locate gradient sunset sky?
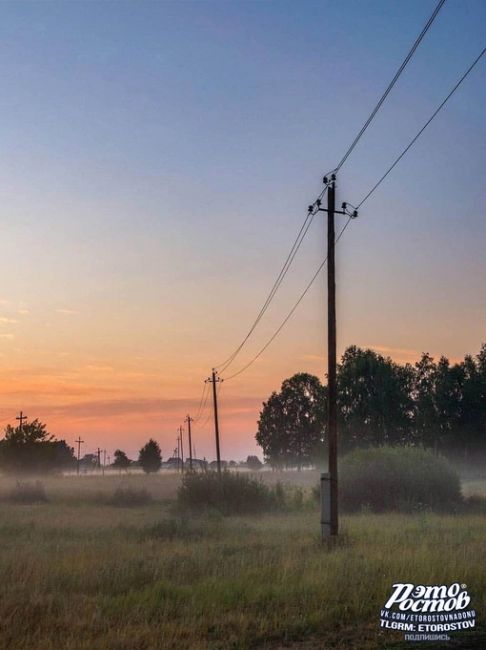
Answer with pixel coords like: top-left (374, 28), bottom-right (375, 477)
top-left (0, 0), bottom-right (485, 461)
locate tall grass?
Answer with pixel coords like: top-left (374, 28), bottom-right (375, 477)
top-left (0, 473), bottom-right (484, 648)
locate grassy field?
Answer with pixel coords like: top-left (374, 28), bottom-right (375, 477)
top-left (0, 472), bottom-right (485, 649)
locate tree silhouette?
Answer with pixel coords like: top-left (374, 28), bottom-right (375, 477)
top-left (256, 373), bottom-right (327, 469)
top-left (338, 346), bottom-right (414, 449)
top-left (246, 455), bottom-right (263, 470)
top-left (113, 449), bottom-right (131, 471)
top-left (138, 439), bottom-right (162, 474)
top-left (0, 419), bottom-right (75, 474)
top-left (255, 344), bottom-right (486, 465)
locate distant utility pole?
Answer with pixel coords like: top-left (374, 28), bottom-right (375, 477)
top-left (179, 425), bottom-right (185, 472)
top-left (102, 449), bottom-right (106, 476)
top-left (317, 173), bottom-right (357, 538)
top-left (176, 435), bottom-right (181, 472)
top-left (206, 369), bottom-right (222, 474)
top-left (75, 437), bottom-right (84, 475)
top-left (185, 415), bottom-right (194, 470)
top-left (97, 447), bottom-right (101, 473)
top-left (16, 411), bottom-right (27, 432)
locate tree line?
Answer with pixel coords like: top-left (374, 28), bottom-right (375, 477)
top-left (256, 344), bottom-right (486, 468)
top-left (0, 424), bottom-right (164, 475)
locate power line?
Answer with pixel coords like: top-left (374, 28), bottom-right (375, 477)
top-left (198, 381), bottom-right (222, 430)
top-left (357, 46), bottom-right (486, 208)
top-left (214, 1), bottom-right (446, 377)
top-left (194, 381), bottom-right (209, 422)
top-left (336, 0), bottom-right (447, 171)
top-left (215, 188), bottom-right (327, 374)
top-left (223, 218), bottom-right (352, 382)
top-left (222, 44), bottom-right (486, 383)
top-left (194, 385), bottom-right (210, 423)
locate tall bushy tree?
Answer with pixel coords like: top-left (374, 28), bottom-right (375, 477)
top-left (138, 439), bottom-right (162, 474)
top-left (113, 449), bottom-right (131, 471)
top-left (337, 346), bottom-right (414, 449)
top-left (255, 344), bottom-right (486, 466)
top-left (0, 419), bottom-right (75, 474)
top-left (256, 373), bottom-right (326, 469)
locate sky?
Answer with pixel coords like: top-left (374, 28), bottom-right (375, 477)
top-left (0, 0), bottom-right (485, 461)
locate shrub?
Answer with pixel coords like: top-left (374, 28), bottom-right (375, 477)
top-left (7, 481), bottom-right (48, 504)
top-left (338, 446), bottom-right (462, 512)
top-left (109, 486), bottom-right (152, 507)
top-left (177, 470), bottom-right (286, 515)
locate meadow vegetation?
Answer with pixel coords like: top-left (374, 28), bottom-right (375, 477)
top-left (0, 470), bottom-right (484, 649)
top-left (338, 446), bottom-right (462, 512)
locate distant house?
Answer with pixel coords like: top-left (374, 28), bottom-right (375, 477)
top-left (162, 457), bottom-right (183, 470)
top-left (209, 460), bottom-right (228, 471)
top-left (161, 457), bottom-right (208, 471)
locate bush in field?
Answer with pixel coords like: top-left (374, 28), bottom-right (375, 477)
top-left (339, 446), bottom-right (462, 512)
top-left (7, 481), bottom-right (48, 504)
top-left (177, 470), bottom-right (285, 515)
top-left (109, 486), bottom-right (152, 507)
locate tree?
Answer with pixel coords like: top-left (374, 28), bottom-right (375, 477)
top-left (112, 449), bottom-right (131, 471)
top-left (413, 353), bottom-right (440, 450)
top-left (138, 439), bottom-right (162, 474)
top-left (338, 346), bottom-right (414, 449)
top-left (246, 455), bottom-right (263, 470)
top-left (256, 373), bottom-right (327, 469)
top-left (79, 453), bottom-right (98, 472)
top-left (0, 419), bottom-right (75, 474)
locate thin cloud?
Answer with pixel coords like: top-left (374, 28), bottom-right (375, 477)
top-left (32, 395), bottom-right (263, 420)
top-left (55, 308), bottom-right (80, 315)
top-left (0, 334), bottom-right (14, 340)
top-left (364, 345), bottom-right (423, 363)
top-left (0, 317), bottom-right (17, 324)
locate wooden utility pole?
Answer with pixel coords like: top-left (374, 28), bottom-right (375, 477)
top-left (185, 415), bottom-right (194, 470)
top-left (102, 449), bottom-right (106, 476)
top-left (75, 437), bottom-right (84, 475)
top-left (176, 436), bottom-right (181, 471)
top-left (16, 411), bottom-right (27, 432)
top-left (97, 447), bottom-right (101, 473)
top-left (327, 177), bottom-right (338, 536)
top-left (317, 173), bottom-right (357, 538)
top-left (179, 425), bottom-right (185, 472)
top-left (206, 369), bottom-right (222, 474)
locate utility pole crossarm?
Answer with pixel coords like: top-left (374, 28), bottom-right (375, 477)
top-left (16, 411), bottom-right (27, 432)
